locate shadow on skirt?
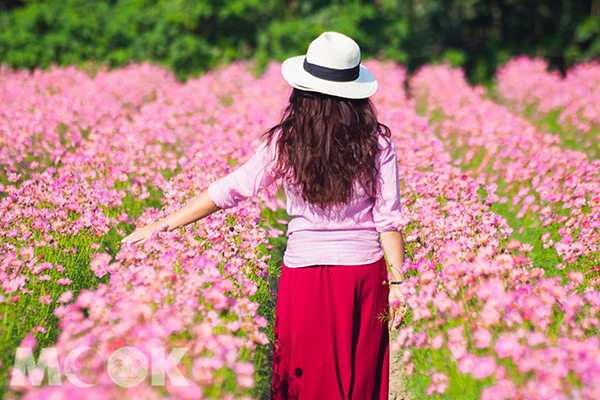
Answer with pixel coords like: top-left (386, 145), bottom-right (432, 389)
top-left (271, 256), bottom-right (390, 400)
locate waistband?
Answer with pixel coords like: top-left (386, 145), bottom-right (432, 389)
top-left (283, 229), bottom-right (384, 268)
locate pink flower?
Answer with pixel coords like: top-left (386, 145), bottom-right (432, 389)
top-left (541, 231), bottom-right (551, 242)
top-left (32, 325), bottom-right (46, 334)
top-left (431, 334), bottom-right (444, 350)
top-left (2, 279), bottom-right (20, 293)
top-left (426, 371), bottom-right (449, 395)
top-left (218, 280), bottom-right (233, 292)
top-left (20, 246), bottom-right (34, 260)
top-left (447, 340), bottom-right (467, 360)
top-left (17, 333), bottom-right (37, 358)
top-left (58, 291), bottom-right (73, 303)
top-left (494, 334), bottom-right (524, 359)
top-left (458, 353), bottom-right (476, 374)
top-left (90, 252), bottom-right (112, 278)
top-left (253, 316), bottom-right (268, 329)
top-left (108, 262), bottom-right (121, 273)
top-left (568, 271), bottom-right (584, 284)
top-left (57, 278), bottom-right (72, 285)
top-left (519, 243), bottom-right (533, 253)
top-left (506, 239), bottom-right (521, 250)
top-left (470, 355), bottom-right (496, 379)
top-left (405, 361), bottom-right (415, 377)
top-left (473, 328), bottom-right (492, 349)
top-left (237, 375), bottom-right (255, 389)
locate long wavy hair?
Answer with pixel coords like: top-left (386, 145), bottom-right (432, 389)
top-left (261, 87), bottom-right (392, 211)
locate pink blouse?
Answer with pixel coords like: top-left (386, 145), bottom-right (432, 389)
top-left (207, 133), bottom-right (403, 268)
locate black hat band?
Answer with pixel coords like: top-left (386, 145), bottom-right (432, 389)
top-left (303, 58), bottom-right (360, 82)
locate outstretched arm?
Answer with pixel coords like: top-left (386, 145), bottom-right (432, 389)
top-left (122, 136), bottom-right (278, 245)
top-left (121, 190), bottom-right (221, 245)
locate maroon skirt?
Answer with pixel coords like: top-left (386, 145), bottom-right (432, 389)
top-left (271, 256), bottom-right (390, 400)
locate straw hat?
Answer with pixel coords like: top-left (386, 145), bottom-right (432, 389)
top-left (281, 31), bottom-right (378, 99)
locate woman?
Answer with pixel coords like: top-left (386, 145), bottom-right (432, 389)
top-left (122, 31), bottom-right (406, 400)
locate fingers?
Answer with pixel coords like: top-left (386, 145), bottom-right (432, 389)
top-left (121, 229), bottom-right (142, 244)
top-left (388, 288), bottom-right (408, 330)
top-left (122, 227), bottom-right (150, 244)
top-left (123, 235), bottom-right (147, 245)
top-left (391, 286), bottom-right (406, 304)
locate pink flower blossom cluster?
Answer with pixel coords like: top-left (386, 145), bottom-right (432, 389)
top-left (496, 56), bottom-right (600, 140)
top-left (388, 64), bottom-right (600, 399)
top-left (409, 63), bottom-right (600, 268)
top-left (0, 60), bottom-right (295, 398)
top-left (3, 56), bottom-right (600, 399)
top-left (2, 59), bottom-right (412, 398)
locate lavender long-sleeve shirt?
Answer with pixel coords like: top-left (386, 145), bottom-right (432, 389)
top-left (207, 133), bottom-right (403, 268)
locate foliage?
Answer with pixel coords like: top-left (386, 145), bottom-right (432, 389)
top-left (0, 0), bottom-right (599, 83)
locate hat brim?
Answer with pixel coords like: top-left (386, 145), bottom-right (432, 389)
top-left (281, 55), bottom-right (377, 99)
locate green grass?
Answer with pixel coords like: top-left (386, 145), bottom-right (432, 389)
top-left (246, 187), bottom-right (291, 399)
top-left (404, 94), bottom-right (592, 400)
top-left (422, 110), bottom-right (568, 278)
top-left (488, 89), bottom-right (600, 160)
top-left (0, 183), bottom-right (166, 397)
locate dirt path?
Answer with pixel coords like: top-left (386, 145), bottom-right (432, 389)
top-left (389, 327), bottom-right (409, 400)
top-left (389, 348), bottom-right (409, 400)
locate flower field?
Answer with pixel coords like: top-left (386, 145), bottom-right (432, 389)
top-left (0, 58), bottom-right (599, 400)
top-left (494, 57), bottom-right (600, 159)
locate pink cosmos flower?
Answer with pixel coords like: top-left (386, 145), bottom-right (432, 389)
top-left (473, 328), bottom-right (492, 349)
top-left (32, 325), bottom-right (46, 334)
top-left (2, 279), bottom-right (20, 293)
top-left (506, 239), bottom-right (521, 250)
top-left (471, 355), bottom-right (496, 379)
top-left (519, 243), bottom-right (533, 253)
top-left (17, 333), bottom-right (37, 358)
top-left (431, 334), bottom-right (444, 350)
top-left (458, 353), bottom-right (476, 374)
top-left (447, 340), bottom-right (467, 360)
top-left (253, 315), bottom-right (268, 329)
top-left (90, 252), bottom-right (112, 278)
top-left (541, 231), bottom-right (551, 242)
top-left (405, 361), bottom-right (415, 377)
top-left (568, 271), bottom-right (584, 284)
top-left (58, 291), bottom-right (74, 303)
top-left (426, 371), bottom-right (449, 395)
top-left (494, 334), bottom-right (524, 359)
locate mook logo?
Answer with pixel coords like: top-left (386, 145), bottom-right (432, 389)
top-left (106, 347), bottom-right (149, 387)
top-left (10, 346), bottom-right (189, 388)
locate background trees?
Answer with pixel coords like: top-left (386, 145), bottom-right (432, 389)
top-left (0, 0), bottom-right (598, 83)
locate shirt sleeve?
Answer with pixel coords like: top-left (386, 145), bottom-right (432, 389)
top-left (373, 136), bottom-right (402, 232)
top-left (207, 138), bottom-right (277, 210)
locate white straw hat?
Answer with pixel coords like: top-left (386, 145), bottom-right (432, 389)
top-left (281, 31), bottom-right (377, 99)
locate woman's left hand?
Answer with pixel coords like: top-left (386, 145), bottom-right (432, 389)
top-left (388, 285), bottom-right (408, 331)
top-left (121, 221), bottom-right (169, 245)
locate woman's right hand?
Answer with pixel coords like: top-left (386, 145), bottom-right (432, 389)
top-left (121, 220), bottom-right (170, 245)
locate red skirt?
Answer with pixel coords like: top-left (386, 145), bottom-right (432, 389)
top-left (271, 256), bottom-right (390, 400)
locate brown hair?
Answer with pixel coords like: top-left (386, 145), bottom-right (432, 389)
top-left (261, 87), bottom-right (392, 210)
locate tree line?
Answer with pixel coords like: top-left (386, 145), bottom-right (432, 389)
top-left (0, 0), bottom-right (598, 82)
